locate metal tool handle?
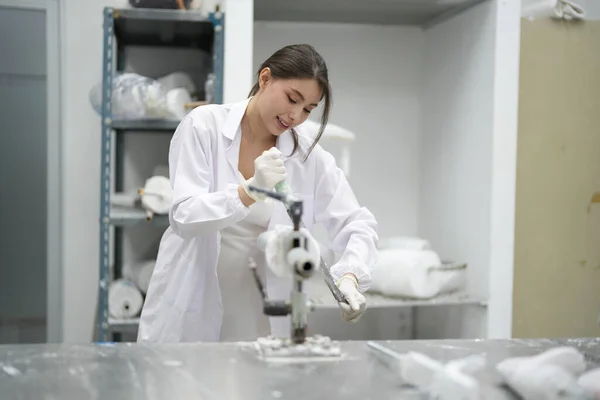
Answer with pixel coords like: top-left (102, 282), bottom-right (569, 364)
top-left (248, 258), bottom-right (267, 300)
top-left (318, 258), bottom-right (347, 304)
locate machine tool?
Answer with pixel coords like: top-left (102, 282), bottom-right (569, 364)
top-left (246, 184), bottom-right (316, 344)
top-left (245, 184), bottom-right (343, 357)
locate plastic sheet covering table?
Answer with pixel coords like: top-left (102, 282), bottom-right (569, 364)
top-left (1, 338), bottom-right (599, 399)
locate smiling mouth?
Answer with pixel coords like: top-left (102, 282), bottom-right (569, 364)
top-left (277, 116), bottom-right (290, 129)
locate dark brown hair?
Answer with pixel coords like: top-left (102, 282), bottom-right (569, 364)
top-left (248, 44), bottom-right (332, 160)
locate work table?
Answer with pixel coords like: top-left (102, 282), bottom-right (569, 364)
top-left (1, 338), bottom-right (599, 399)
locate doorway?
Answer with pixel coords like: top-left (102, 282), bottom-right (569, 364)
top-left (0, 0), bottom-right (61, 343)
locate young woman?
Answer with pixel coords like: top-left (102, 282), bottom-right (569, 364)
top-left (137, 44), bottom-right (379, 343)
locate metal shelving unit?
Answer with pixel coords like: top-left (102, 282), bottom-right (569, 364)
top-left (108, 208), bottom-right (170, 227)
top-left (110, 119), bottom-right (181, 131)
top-left (312, 291), bottom-right (487, 309)
top-left (96, 6), bottom-right (224, 342)
top-left (102, 290), bottom-right (487, 340)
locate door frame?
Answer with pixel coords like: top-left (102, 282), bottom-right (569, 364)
top-left (0, 0), bottom-right (63, 343)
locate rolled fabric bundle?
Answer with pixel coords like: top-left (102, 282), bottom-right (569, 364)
top-left (109, 279), bottom-right (144, 319)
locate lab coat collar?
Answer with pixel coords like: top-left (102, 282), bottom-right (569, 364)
top-left (222, 98), bottom-right (251, 141)
top-left (221, 97), bottom-right (296, 158)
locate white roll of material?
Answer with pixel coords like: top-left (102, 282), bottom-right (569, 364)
top-left (109, 279), bottom-right (143, 319)
top-left (370, 235), bottom-right (466, 299)
top-left (260, 225), bottom-right (321, 278)
top-left (140, 175), bottom-right (173, 215)
top-left (123, 260), bottom-right (156, 294)
top-left (370, 248), bottom-right (446, 299)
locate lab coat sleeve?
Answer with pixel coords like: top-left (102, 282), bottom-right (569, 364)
top-left (312, 146), bottom-right (379, 293)
top-left (168, 114), bottom-right (250, 239)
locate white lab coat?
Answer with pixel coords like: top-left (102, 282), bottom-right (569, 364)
top-left (137, 98), bottom-right (379, 343)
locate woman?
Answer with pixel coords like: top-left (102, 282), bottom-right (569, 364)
top-left (137, 44), bottom-right (379, 343)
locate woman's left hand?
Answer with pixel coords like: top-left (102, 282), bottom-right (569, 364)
top-left (336, 274), bottom-right (367, 323)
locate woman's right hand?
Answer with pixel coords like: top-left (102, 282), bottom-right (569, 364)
top-left (241, 147), bottom-right (287, 204)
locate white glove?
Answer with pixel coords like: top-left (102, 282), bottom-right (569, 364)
top-left (243, 147), bottom-right (286, 202)
top-left (337, 275), bottom-right (367, 323)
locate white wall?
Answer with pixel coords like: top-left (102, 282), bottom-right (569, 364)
top-left (254, 22), bottom-right (424, 239)
top-left (488, 0), bottom-right (520, 339)
top-left (416, 0), bottom-right (520, 340)
top-left (416, 2), bottom-right (496, 339)
top-left (61, 0), bottom-right (253, 342)
top-left (61, 0), bottom-right (119, 343)
top-left (223, 0), bottom-right (253, 102)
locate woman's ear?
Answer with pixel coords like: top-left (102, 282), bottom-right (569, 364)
top-left (258, 67), bottom-right (272, 90)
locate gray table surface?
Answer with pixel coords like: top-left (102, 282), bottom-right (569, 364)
top-left (1, 338), bottom-right (599, 399)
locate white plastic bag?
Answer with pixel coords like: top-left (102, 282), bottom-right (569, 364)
top-left (89, 73), bottom-right (173, 119)
top-left (157, 71), bottom-right (197, 94)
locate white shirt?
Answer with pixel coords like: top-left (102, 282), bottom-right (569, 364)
top-left (137, 98), bottom-right (379, 343)
top-left (217, 198), bottom-right (272, 341)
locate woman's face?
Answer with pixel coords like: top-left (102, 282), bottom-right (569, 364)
top-left (257, 69), bottom-right (322, 136)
